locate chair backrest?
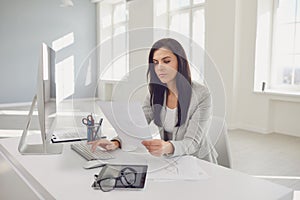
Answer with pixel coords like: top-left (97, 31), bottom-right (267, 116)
top-left (208, 117), bottom-right (232, 168)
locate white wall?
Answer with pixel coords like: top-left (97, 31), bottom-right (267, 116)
top-left (233, 0), bottom-right (271, 133)
top-left (0, 0), bottom-right (96, 104)
top-left (205, 0), bottom-right (236, 123)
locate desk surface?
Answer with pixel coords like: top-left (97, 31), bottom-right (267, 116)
top-left (0, 135), bottom-right (293, 200)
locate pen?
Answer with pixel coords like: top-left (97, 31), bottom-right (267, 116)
top-left (96, 118), bottom-right (103, 133)
top-left (95, 118), bottom-right (103, 139)
top-left (99, 118), bottom-right (103, 126)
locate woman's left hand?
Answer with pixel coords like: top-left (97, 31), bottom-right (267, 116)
top-left (141, 139), bottom-right (174, 157)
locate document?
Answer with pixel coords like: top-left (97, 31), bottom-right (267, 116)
top-left (143, 155), bottom-right (209, 181)
top-left (97, 101), bottom-right (153, 151)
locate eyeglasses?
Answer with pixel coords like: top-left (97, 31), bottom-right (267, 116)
top-left (92, 167), bottom-right (137, 192)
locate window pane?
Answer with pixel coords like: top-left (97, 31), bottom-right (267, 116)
top-left (170, 12), bottom-right (190, 38)
top-left (192, 9), bottom-right (205, 47)
top-left (276, 67), bottom-right (293, 85)
top-left (282, 67), bottom-right (293, 84)
top-left (101, 15), bottom-right (112, 29)
top-left (192, 9), bottom-right (205, 81)
top-left (99, 3), bottom-right (112, 29)
top-left (170, 0), bottom-right (190, 11)
top-left (112, 55), bottom-right (127, 80)
top-left (295, 56), bottom-right (300, 84)
top-left (297, 0), bottom-right (300, 20)
top-left (113, 28), bottom-right (127, 80)
top-left (114, 26), bottom-right (126, 36)
top-left (101, 64), bottom-right (113, 80)
top-left (295, 23), bottom-right (300, 54)
top-left (193, 0), bottom-right (205, 4)
top-left (155, 0), bottom-right (167, 16)
top-left (273, 55), bottom-right (294, 85)
top-left (277, 0), bottom-right (296, 23)
top-left (274, 23), bottom-right (295, 55)
top-left (113, 3), bottom-right (126, 24)
top-left (295, 69), bottom-right (300, 85)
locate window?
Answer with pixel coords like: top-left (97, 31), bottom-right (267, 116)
top-left (98, 0), bottom-right (128, 81)
top-left (271, 0), bottom-right (300, 89)
top-left (154, 0), bottom-right (206, 82)
top-left (255, 0), bottom-right (300, 93)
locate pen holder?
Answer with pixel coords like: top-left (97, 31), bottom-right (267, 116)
top-left (86, 123), bottom-right (102, 142)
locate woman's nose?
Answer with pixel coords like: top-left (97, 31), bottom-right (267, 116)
top-left (156, 63), bottom-right (165, 70)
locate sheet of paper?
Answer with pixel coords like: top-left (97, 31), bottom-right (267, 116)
top-left (141, 155), bottom-right (209, 181)
top-left (97, 101), bottom-right (153, 150)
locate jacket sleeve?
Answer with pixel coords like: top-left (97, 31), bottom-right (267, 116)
top-left (169, 87), bottom-right (212, 157)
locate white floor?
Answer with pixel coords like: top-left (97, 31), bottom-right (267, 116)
top-left (229, 129), bottom-right (300, 199)
top-left (1, 103), bottom-right (300, 199)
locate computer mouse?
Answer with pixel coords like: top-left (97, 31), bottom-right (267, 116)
top-left (83, 160), bottom-right (107, 169)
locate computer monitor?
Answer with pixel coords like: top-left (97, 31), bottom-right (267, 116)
top-left (18, 43), bottom-right (63, 155)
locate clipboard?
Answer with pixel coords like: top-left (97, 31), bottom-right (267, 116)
top-left (51, 129), bottom-right (87, 143)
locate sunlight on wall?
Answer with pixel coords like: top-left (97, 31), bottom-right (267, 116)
top-left (0, 110), bottom-right (38, 116)
top-left (85, 58), bottom-right (92, 86)
top-left (255, 175), bottom-right (300, 180)
top-left (55, 56), bottom-right (75, 103)
top-left (52, 32), bottom-right (74, 51)
top-left (42, 44), bottom-right (49, 80)
top-left (0, 130), bottom-right (40, 137)
top-left (51, 32), bottom-right (75, 113)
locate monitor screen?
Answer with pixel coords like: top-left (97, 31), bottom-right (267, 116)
top-left (37, 43), bottom-right (56, 142)
top-left (18, 43), bottom-right (62, 155)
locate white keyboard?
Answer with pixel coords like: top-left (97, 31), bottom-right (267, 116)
top-left (71, 142), bottom-right (114, 160)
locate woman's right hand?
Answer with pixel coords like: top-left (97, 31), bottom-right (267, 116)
top-left (88, 139), bottom-right (120, 152)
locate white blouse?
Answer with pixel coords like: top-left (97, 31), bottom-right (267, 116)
top-left (162, 107), bottom-right (178, 133)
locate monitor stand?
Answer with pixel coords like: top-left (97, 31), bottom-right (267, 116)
top-left (18, 95), bottom-right (63, 155)
top-left (18, 143), bottom-right (63, 155)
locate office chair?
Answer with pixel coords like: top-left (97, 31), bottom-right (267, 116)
top-left (208, 117), bottom-right (232, 168)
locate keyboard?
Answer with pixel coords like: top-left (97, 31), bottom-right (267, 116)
top-left (71, 142), bottom-right (114, 161)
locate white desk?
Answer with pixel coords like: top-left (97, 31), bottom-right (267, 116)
top-left (0, 135), bottom-right (294, 200)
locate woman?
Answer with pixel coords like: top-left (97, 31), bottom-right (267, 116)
top-left (90, 38), bottom-right (217, 163)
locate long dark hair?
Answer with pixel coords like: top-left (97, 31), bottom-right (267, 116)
top-left (147, 38), bottom-right (192, 127)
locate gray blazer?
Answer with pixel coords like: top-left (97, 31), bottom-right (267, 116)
top-left (142, 82), bottom-right (218, 163)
